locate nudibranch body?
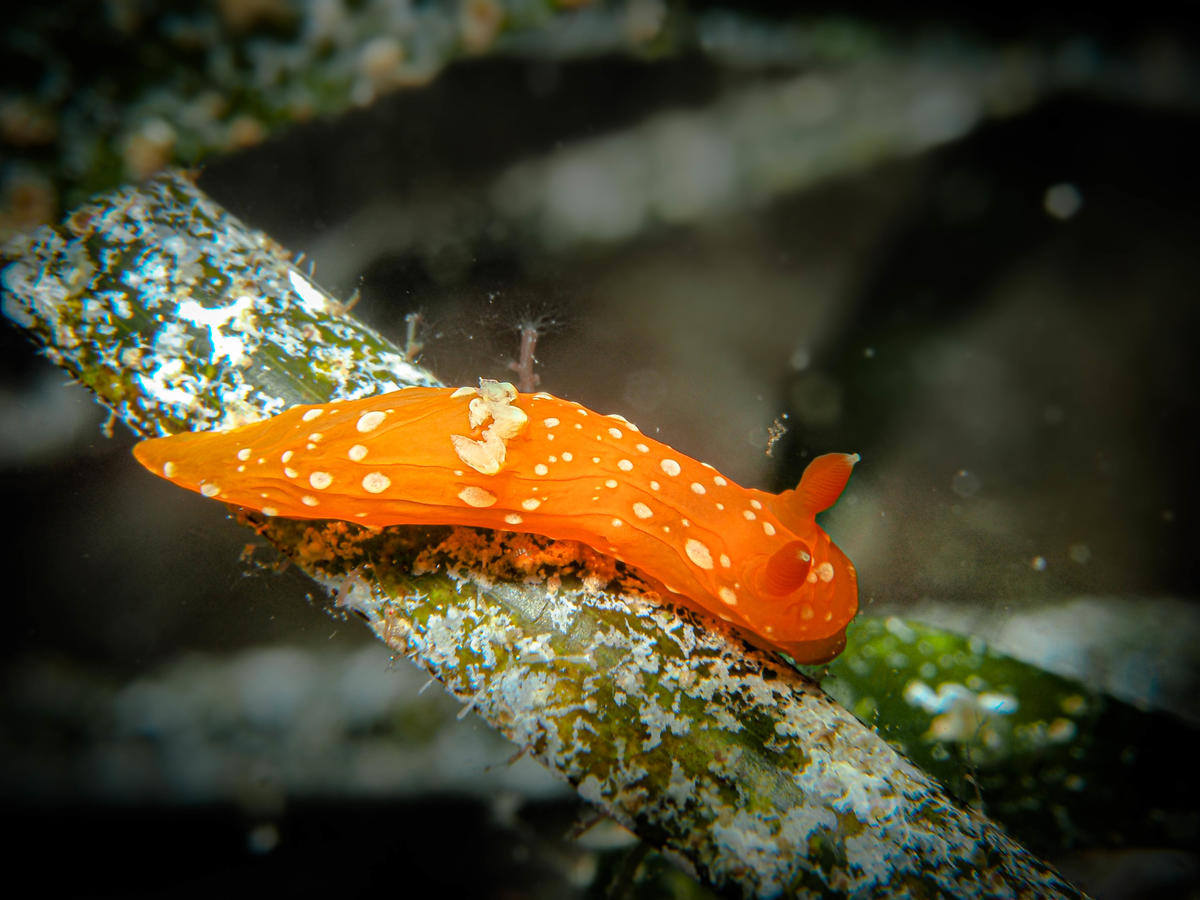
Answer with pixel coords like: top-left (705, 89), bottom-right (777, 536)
top-left (134, 380), bottom-right (859, 663)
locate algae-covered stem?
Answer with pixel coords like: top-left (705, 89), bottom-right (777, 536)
top-left (0, 171), bottom-right (1086, 899)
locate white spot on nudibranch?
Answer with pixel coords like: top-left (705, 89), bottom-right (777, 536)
top-left (162, 461), bottom-right (177, 478)
top-left (309, 471), bottom-right (333, 490)
top-left (458, 485), bottom-right (497, 507)
top-left (604, 479), bottom-right (619, 489)
top-left (281, 450), bottom-right (294, 463)
top-left (504, 513), bottom-right (523, 525)
top-left (348, 444), bottom-right (368, 462)
top-left (660, 459), bottom-right (681, 477)
top-left (236, 448), bottom-right (252, 461)
top-left (357, 410), bottom-right (387, 433)
top-left (261, 507), bottom-right (278, 517)
top-left (762, 522), bottom-right (776, 536)
top-left (685, 538), bottom-right (714, 570)
top-left (362, 472), bottom-right (391, 494)
top-left (713, 475), bottom-right (727, 487)
top-left (521, 497), bottom-right (542, 511)
top-left (617, 459), bottom-right (634, 472)
top-left (718, 586), bottom-right (738, 606)
top-left (690, 482), bottom-right (706, 495)
top-left (200, 483), bottom-right (220, 498)
top-left (607, 427), bottom-right (623, 440)
top-left (632, 502), bottom-right (653, 519)
top-left (534, 463), bottom-right (549, 476)
top-left (816, 561), bottom-right (835, 582)
top-left (543, 417), bottom-right (560, 428)
top-left (302, 408), bottom-right (324, 422)
top-left (301, 495), bottom-right (319, 507)
top-left (719, 554), bottom-right (731, 568)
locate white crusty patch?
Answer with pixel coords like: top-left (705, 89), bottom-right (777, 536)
top-left (451, 378), bottom-right (529, 476)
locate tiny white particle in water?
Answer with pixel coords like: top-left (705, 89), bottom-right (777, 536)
top-left (1044, 182), bottom-right (1083, 220)
top-left (952, 469), bottom-right (981, 498)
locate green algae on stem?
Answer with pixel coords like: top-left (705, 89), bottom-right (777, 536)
top-left (0, 170), bottom-right (1086, 899)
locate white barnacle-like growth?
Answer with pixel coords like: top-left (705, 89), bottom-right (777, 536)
top-left (451, 379), bottom-right (529, 476)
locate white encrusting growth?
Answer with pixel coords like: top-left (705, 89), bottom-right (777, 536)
top-left (451, 379), bottom-right (530, 476)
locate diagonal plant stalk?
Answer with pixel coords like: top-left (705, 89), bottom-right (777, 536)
top-left (0, 170), bottom-right (1086, 899)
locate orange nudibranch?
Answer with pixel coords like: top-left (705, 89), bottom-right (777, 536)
top-left (133, 380), bottom-right (859, 663)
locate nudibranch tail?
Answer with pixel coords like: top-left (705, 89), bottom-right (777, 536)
top-left (132, 380), bottom-right (860, 664)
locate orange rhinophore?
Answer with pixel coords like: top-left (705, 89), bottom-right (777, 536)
top-left (134, 380), bottom-right (859, 663)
